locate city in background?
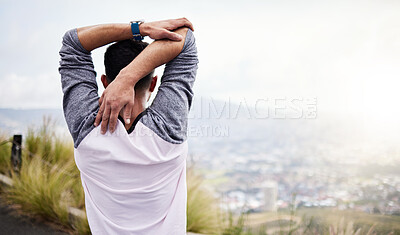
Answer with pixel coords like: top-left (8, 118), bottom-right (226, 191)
top-left (1, 0), bottom-right (400, 233)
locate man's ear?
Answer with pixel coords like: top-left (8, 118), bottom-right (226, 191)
top-left (149, 75), bottom-right (158, 92)
top-left (101, 74), bottom-right (109, 88)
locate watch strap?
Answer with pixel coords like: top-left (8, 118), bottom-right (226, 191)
top-left (130, 21), bottom-right (144, 41)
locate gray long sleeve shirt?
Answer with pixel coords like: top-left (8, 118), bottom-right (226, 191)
top-left (59, 28), bottom-right (198, 148)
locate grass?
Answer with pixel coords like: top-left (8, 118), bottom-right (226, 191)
top-left (187, 168), bottom-right (222, 234)
top-left (8, 156), bottom-right (73, 227)
top-left (244, 207), bottom-right (400, 235)
top-left (0, 133), bottom-right (12, 174)
top-left (0, 117), bottom-right (89, 234)
top-left (221, 194), bottom-right (395, 235)
top-left (298, 208), bottom-right (400, 234)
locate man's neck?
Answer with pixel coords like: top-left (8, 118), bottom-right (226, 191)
top-left (123, 97), bottom-right (147, 131)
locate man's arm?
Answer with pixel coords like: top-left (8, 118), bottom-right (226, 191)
top-left (77, 18), bottom-right (194, 52)
top-left (94, 27), bottom-right (195, 134)
top-left (145, 28), bottom-right (198, 143)
top-left (59, 18), bottom-right (194, 147)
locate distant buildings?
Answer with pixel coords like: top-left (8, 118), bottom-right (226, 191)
top-left (261, 181), bottom-right (278, 212)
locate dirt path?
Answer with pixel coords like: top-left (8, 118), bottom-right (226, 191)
top-left (0, 199), bottom-right (69, 235)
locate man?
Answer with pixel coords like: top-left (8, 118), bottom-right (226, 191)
top-left (58, 18), bottom-right (198, 234)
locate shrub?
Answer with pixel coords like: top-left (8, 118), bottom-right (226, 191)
top-left (187, 167), bottom-right (222, 234)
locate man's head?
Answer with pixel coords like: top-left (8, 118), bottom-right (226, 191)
top-left (102, 39), bottom-right (157, 100)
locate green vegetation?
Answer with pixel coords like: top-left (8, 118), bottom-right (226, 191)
top-left (243, 207), bottom-right (400, 235)
top-left (298, 208), bottom-right (400, 234)
top-left (0, 133), bottom-right (12, 174)
top-left (187, 168), bottom-right (221, 234)
top-left (0, 118), bottom-right (87, 234)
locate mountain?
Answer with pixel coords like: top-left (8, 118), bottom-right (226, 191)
top-left (0, 108), bottom-right (65, 134)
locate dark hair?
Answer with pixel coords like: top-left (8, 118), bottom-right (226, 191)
top-left (104, 39), bottom-right (154, 91)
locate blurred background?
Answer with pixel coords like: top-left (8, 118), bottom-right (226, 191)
top-left (1, 0), bottom-right (400, 234)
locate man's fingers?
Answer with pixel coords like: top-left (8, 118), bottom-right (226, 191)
top-left (94, 101), bottom-right (105, 127)
top-left (99, 93), bottom-right (104, 106)
top-left (179, 17), bottom-right (194, 31)
top-left (123, 101), bottom-right (134, 126)
top-left (108, 105), bottom-right (120, 133)
top-left (100, 104), bottom-right (111, 134)
top-left (169, 18), bottom-right (194, 32)
top-left (163, 30), bottom-right (183, 41)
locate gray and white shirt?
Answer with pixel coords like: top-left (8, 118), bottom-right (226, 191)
top-left (59, 28), bottom-right (198, 234)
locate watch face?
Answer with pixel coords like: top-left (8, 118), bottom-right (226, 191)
top-left (131, 20), bottom-right (144, 24)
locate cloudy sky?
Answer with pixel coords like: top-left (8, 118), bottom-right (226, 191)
top-left (1, 0), bottom-right (400, 134)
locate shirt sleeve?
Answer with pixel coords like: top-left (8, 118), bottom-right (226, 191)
top-left (58, 29), bottom-right (99, 148)
top-left (141, 29), bottom-right (199, 144)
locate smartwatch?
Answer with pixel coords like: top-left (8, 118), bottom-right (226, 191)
top-left (130, 20), bottom-right (144, 41)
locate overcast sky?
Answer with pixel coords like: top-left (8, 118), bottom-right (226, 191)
top-left (1, 0), bottom-right (400, 134)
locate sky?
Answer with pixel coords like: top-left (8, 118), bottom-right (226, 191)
top-left (1, 0), bottom-right (400, 137)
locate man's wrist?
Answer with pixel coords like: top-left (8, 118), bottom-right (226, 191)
top-left (139, 23), bottom-right (149, 37)
top-left (117, 67), bottom-right (140, 86)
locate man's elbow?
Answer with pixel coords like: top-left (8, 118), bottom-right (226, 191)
top-left (184, 29), bottom-right (198, 62)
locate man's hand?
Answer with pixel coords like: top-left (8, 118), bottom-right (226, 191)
top-left (93, 19), bottom-right (192, 134)
top-left (140, 18), bottom-right (194, 41)
top-left (94, 74), bottom-right (135, 134)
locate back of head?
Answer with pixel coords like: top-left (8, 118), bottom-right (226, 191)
top-left (104, 40), bottom-right (154, 91)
